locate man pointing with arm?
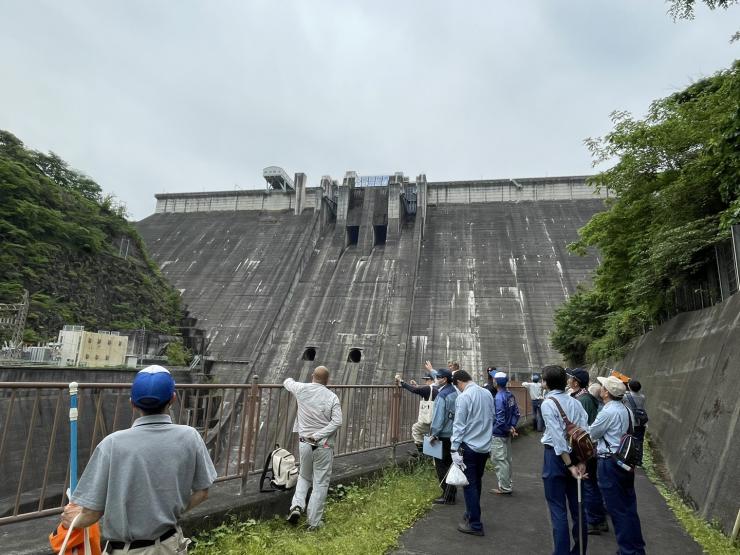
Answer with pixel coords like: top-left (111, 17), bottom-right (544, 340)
top-left (284, 366), bottom-right (343, 531)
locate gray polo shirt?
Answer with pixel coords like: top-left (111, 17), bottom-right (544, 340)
top-left (71, 414), bottom-right (217, 542)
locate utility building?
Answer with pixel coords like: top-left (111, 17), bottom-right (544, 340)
top-left (57, 325), bottom-right (128, 367)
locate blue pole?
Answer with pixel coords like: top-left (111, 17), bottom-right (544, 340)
top-left (69, 382), bottom-right (79, 494)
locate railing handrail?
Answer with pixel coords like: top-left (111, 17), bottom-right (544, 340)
top-left (0, 381), bottom-right (530, 525)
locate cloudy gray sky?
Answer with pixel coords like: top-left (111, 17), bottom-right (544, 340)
top-left (1, 1), bottom-right (737, 220)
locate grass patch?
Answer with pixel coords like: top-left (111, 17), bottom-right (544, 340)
top-left (191, 460), bottom-right (440, 555)
top-left (642, 436), bottom-right (739, 554)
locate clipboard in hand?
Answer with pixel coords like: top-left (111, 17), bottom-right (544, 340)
top-left (423, 435), bottom-right (443, 459)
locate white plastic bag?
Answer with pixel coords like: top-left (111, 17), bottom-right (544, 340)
top-left (444, 463), bottom-right (469, 487)
top-left (59, 513), bottom-right (92, 555)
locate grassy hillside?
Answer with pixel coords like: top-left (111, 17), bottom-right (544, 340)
top-left (0, 130), bottom-right (182, 343)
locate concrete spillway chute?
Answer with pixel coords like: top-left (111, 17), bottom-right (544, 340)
top-left (263, 166), bottom-right (295, 191)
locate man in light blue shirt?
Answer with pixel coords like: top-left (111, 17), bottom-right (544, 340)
top-left (589, 376), bottom-right (646, 555)
top-left (449, 370), bottom-right (494, 536)
top-left (540, 365), bottom-right (588, 555)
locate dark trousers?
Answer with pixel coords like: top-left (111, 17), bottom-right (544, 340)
top-left (461, 444), bottom-right (489, 532)
top-left (532, 399), bottom-right (545, 432)
top-left (542, 447), bottom-right (587, 555)
top-left (433, 437), bottom-right (457, 502)
top-left (583, 457), bottom-right (607, 526)
top-left (598, 457), bottom-right (646, 555)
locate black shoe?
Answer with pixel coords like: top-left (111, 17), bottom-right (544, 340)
top-left (286, 506), bottom-right (303, 525)
top-left (588, 520), bottom-right (609, 535)
top-left (433, 497), bottom-right (456, 505)
top-left (457, 522), bottom-right (484, 536)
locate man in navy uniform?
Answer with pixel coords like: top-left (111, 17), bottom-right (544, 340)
top-left (489, 370), bottom-right (520, 495)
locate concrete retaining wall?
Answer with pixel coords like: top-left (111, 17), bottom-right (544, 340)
top-left (613, 292), bottom-right (740, 534)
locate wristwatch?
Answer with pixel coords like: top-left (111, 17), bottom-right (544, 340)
top-left (566, 462), bottom-right (574, 468)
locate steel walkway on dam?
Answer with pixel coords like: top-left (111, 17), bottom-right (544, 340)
top-left (137, 196), bottom-right (604, 385)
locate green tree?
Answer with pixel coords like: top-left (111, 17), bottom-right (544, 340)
top-left (667, 0), bottom-right (738, 20)
top-left (166, 340), bottom-right (191, 367)
top-left (0, 130), bottom-right (183, 341)
top-left (552, 61), bottom-right (740, 363)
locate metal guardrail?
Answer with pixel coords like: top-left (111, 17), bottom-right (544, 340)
top-left (0, 380), bottom-right (529, 525)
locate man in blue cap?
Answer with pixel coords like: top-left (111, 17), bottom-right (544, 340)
top-left (429, 367), bottom-right (459, 504)
top-left (61, 365), bottom-right (217, 554)
top-left (489, 370), bottom-right (520, 495)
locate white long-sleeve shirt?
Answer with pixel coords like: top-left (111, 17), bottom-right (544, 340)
top-left (521, 381), bottom-right (544, 400)
top-left (283, 378), bottom-right (343, 447)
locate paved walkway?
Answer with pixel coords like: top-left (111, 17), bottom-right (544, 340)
top-left (394, 432), bottom-right (703, 554)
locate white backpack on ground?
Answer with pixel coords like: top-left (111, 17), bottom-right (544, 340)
top-left (259, 445), bottom-right (299, 492)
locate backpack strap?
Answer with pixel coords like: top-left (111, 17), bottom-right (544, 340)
top-left (259, 444), bottom-right (280, 492)
top-left (605, 406), bottom-right (634, 454)
top-left (625, 406), bottom-right (635, 435)
top-left (549, 397), bottom-right (573, 426)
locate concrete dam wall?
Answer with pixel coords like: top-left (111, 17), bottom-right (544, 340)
top-left (137, 174), bottom-right (606, 385)
top-left (613, 291), bottom-right (740, 535)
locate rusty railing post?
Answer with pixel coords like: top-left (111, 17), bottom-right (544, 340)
top-left (240, 375), bottom-right (259, 495)
top-left (390, 385), bottom-right (402, 464)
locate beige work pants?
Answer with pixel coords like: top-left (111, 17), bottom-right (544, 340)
top-left (411, 420), bottom-right (430, 444)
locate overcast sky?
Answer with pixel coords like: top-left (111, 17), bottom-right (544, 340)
top-left (1, 1), bottom-right (737, 220)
